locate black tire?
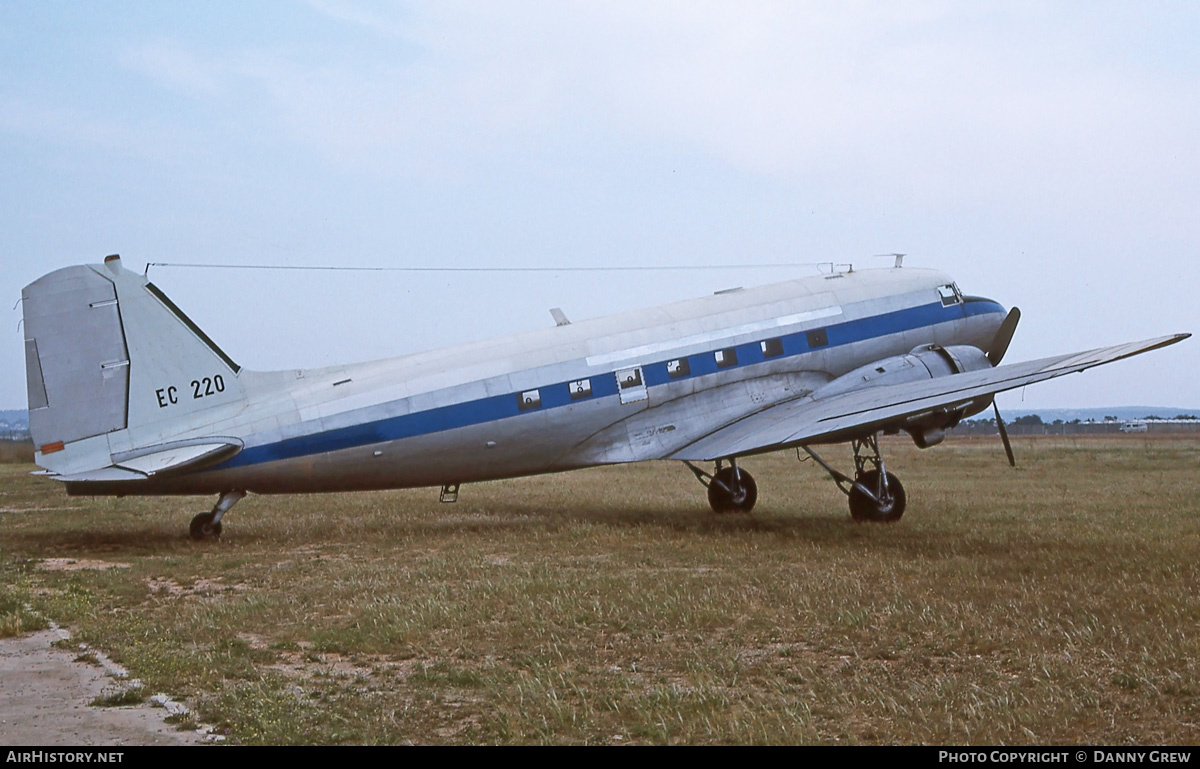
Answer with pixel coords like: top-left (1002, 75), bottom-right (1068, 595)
top-left (189, 512), bottom-right (222, 540)
top-left (848, 470), bottom-right (906, 523)
top-left (707, 467), bottom-right (758, 514)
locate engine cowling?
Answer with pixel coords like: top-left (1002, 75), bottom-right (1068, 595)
top-left (811, 344), bottom-right (993, 448)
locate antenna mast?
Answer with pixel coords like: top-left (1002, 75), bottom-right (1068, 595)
top-left (873, 253), bottom-right (906, 268)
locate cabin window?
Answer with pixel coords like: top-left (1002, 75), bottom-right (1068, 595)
top-left (807, 328), bottom-right (828, 348)
top-left (616, 367), bottom-right (648, 404)
top-left (569, 379), bottom-right (593, 400)
top-left (667, 358), bottom-right (690, 378)
top-left (938, 284), bottom-right (963, 306)
top-left (715, 348), bottom-right (738, 368)
top-left (517, 389), bottom-right (542, 411)
top-left (761, 338), bottom-right (783, 358)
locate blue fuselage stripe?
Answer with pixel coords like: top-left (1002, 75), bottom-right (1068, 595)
top-left (217, 298), bottom-right (1005, 470)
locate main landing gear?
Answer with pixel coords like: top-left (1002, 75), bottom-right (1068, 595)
top-left (685, 458), bottom-right (758, 514)
top-left (190, 490), bottom-right (245, 541)
top-left (801, 434), bottom-right (906, 523)
top-left (685, 435), bottom-right (905, 521)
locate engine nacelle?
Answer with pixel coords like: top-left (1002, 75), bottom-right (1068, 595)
top-left (909, 426), bottom-right (946, 449)
top-left (812, 344), bottom-right (991, 399)
top-left (811, 344), bottom-right (993, 449)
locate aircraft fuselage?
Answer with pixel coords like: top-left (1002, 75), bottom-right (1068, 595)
top-left (55, 266), bottom-right (1006, 496)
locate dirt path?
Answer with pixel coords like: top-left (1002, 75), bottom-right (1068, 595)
top-left (0, 627), bottom-right (208, 746)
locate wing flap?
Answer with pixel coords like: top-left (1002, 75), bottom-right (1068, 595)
top-left (671, 334), bottom-right (1189, 461)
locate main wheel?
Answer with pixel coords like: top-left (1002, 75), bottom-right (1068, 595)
top-left (848, 470), bottom-right (906, 523)
top-left (707, 467), bottom-right (758, 514)
top-left (189, 512), bottom-right (222, 540)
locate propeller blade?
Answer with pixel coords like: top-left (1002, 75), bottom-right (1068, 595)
top-left (994, 401), bottom-right (1016, 467)
top-left (986, 307), bottom-right (1022, 366)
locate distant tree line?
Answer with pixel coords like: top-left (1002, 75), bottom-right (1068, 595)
top-left (963, 413), bottom-right (1198, 428)
top-left (956, 412), bottom-right (1200, 437)
top-left (0, 420), bottom-right (31, 441)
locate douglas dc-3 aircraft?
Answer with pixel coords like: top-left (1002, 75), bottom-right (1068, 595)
top-left (21, 255), bottom-right (1188, 539)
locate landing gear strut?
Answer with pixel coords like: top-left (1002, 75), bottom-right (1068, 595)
top-left (190, 490), bottom-right (245, 541)
top-left (685, 458), bottom-right (758, 514)
top-left (801, 434), bottom-right (906, 523)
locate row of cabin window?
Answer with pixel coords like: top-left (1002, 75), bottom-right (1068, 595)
top-left (515, 329), bottom-right (828, 412)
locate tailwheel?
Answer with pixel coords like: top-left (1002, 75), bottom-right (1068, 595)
top-left (189, 490), bottom-right (245, 541)
top-left (848, 470), bottom-right (906, 523)
top-left (189, 512), bottom-right (222, 540)
top-left (707, 466), bottom-right (758, 514)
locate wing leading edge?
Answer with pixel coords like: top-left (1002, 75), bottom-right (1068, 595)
top-left (670, 334), bottom-right (1191, 462)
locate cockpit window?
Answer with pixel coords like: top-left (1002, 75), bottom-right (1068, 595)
top-left (938, 283), bottom-right (963, 306)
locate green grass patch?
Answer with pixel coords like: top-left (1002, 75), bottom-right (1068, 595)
top-left (0, 584), bottom-right (50, 638)
top-left (91, 682), bottom-right (146, 707)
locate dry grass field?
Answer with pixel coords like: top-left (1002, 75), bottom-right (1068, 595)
top-left (0, 441), bottom-right (33, 464)
top-left (1, 435), bottom-right (1198, 744)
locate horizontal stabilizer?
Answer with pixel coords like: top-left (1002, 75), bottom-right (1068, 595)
top-left (57, 467), bottom-right (150, 483)
top-left (113, 441), bottom-right (242, 477)
top-left (40, 438), bottom-right (243, 483)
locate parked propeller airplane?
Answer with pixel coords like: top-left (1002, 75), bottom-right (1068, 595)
top-left (21, 255), bottom-right (1188, 539)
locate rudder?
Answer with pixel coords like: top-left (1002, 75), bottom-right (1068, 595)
top-left (23, 263), bottom-right (130, 448)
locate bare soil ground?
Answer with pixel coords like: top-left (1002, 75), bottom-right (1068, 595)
top-left (0, 628), bottom-right (201, 746)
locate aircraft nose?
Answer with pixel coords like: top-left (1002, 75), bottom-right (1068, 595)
top-left (961, 295), bottom-right (1014, 363)
top-left (963, 295), bottom-right (1004, 311)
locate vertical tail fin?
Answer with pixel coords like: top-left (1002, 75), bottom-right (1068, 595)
top-left (23, 259), bottom-right (131, 448)
top-left (22, 255), bottom-right (247, 476)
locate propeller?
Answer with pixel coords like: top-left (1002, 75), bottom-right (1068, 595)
top-left (993, 400), bottom-right (1016, 467)
top-left (986, 307), bottom-right (1021, 365)
top-left (986, 307), bottom-right (1021, 466)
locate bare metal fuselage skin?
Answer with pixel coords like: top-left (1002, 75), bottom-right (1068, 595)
top-left (24, 260), bottom-right (1007, 497)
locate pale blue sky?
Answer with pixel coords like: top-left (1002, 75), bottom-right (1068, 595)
top-left (3, 1), bottom-right (1197, 410)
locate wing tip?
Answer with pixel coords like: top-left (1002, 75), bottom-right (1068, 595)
top-left (1146, 333), bottom-right (1191, 352)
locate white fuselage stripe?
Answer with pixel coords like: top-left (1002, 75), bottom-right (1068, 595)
top-left (585, 306), bottom-right (844, 368)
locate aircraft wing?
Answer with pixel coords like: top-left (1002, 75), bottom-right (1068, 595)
top-left (670, 334), bottom-right (1190, 462)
